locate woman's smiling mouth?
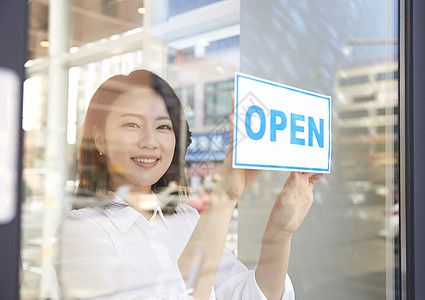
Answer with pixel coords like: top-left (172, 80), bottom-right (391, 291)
top-left (131, 156), bottom-right (160, 167)
top-left (132, 157), bottom-right (158, 163)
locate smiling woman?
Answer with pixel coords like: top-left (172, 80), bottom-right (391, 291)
top-left (96, 87), bottom-right (176, 196)
top-left (76, 70), bottom-right (191, 214)
top-left (53, 69), bottom-right (322, 300)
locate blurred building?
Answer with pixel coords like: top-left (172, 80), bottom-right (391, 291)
top-left (334, 58), bottom-right (398, 204)
top-left (22, 1), bottom-right (239, 298)
top-left (19, 1), bottom-right (402, 299)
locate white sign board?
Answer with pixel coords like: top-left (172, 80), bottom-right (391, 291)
top-left (233, 72), bottom-right (331, 173)
top-left (0, 68), bottom-right (20, 224)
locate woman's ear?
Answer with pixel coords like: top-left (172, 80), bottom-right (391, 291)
top-left (93, 126), bottom-right (105, 155)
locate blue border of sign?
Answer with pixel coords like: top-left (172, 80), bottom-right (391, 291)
top-left (233, 72), bottom-right (331, 172)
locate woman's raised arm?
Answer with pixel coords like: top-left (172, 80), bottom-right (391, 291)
top-left (178, 128), bottom-right (262, 299)
top-left (178, 111), bottom-right (262, 299)
top-left (255, 172), bottom-right (323, 300)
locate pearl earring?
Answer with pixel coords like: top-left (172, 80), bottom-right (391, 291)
top-left (99, 151), bottom-right (104, 156)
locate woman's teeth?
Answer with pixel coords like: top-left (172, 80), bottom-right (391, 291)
top-left (133, 158), bottom-right (158, 163)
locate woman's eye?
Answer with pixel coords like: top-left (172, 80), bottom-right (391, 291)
top-left (157, 124), bottom-right (172, 130)
top-left (123, 122), bottom-right (140, 128)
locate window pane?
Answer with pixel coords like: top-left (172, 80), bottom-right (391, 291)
top-left (239, 1), bottom-right (399, 299)
top-left (21, 0), bottom-right (399, 299)
top-left (27, 0), bottom-right (144, 61)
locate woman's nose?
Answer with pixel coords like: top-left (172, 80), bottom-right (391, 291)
top-left (137, 127), bottom-right (159, 149)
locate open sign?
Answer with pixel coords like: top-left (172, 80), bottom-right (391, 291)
top-left (233, 73), bottom-right (331, 173)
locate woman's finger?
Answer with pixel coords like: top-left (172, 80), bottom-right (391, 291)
top-left (300, 172), bottom-right (310, 180)
top-left (224, 91), bottom-right (235, 154)
top-left (226, 113), bottom-right (235, 156)
top-left (309, 173), bottom-right (324, 185)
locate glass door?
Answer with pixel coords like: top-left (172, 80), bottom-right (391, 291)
top-left (239, 1), bottom-right (400, 299)
top-left (16, 0), bottom-right (410, 299)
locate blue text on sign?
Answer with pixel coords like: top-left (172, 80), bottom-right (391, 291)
top-left (245, 105), bottom-right (324, 148)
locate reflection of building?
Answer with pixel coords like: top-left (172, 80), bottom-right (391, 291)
top-left (25, 0), bottom-right (239, 191)
top-left (22, 1), bottom-right (240, 298)
top-left (27, 0), bottom-right (144, 60)
top-left (334, 58), bottom-right (398, 196)
top-left (158, 1), bottom-right (239, 190)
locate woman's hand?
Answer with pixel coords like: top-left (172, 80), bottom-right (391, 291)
top-left (256, 172), bottom-right (323, 299)
top-left (212, 112), bottom-right (261, 201)
top-left (268, 172), bottom-right (324, 237)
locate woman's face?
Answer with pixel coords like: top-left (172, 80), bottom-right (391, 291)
top-left (98, 87), bottom-right (176, 193)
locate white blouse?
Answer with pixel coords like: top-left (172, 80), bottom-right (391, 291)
top-left (53, 194), bottom-right (295, 299)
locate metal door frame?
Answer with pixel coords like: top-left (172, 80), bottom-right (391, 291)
top-left (2, 0), bottom-right (425, 299)
top-left (400, 0), bottom-right (425, 299)
top-left (0, 0), bottom-right (27, 298)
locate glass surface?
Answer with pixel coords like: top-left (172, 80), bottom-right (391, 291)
top-left (27, 0), bottom-right (144, 60)
top-left (175, 86), bottom-right (195, 127)
top-left (168, 0), bottom-right (224, 18)
top-left (0, 68), bottom-right (20, 224)
top-left (239, 0), bottom-right (399, 299)
top-left (21, 0), bottom-right (399, 299)
top-left (204, 80), bottom-right (234, 125)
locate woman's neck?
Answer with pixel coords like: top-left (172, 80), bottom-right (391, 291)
top-left (123, 190), bottom-right (158, 220)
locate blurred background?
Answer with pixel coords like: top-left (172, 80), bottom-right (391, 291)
top-left (21, 0), bottom-right (399, 299)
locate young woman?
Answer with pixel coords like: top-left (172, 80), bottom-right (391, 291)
top-left (54, 70), bottom-right (323, 300)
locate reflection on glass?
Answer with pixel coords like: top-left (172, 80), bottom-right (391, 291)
top-left (21, 0), bottom-right (400, 299)
top-left (239, 0), bottom-right (399, 299)
top-left (27, 0), bottom-right (143, 60)
top-left (0, 68), bottom-right (20, 224)
top-left (52, 69), bottom-right (322, 299)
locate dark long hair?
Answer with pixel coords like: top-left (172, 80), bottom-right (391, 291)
top-left (76, 70), bottom-right (192, 212)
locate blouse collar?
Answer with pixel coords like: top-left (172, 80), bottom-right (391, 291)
top-left (105, 191), bottom-right (169, 233)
